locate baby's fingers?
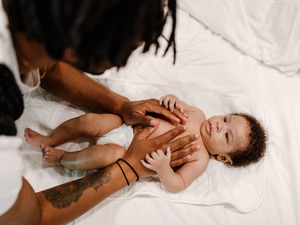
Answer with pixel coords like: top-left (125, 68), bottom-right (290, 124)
top-left (159, 96), bottom-right (173, 109)
top-left (141, 160), bottom-right (154, 171)
top-left (159, 96), bottom-right (165, 106)
top-left (156, 149), bottom-right (165, 157)
top-left (145, 153), bottom-right (154, 164)
top-left (150, 151), bottom-right (159, 160)
top-left (175, 102), bottom-right (184, 113)
top-left (169, 98), bottom-right (176, 112)
top-left (166, 147), bottom-right (171, 158)
top-left (162, 97), bottom-right (171, 109)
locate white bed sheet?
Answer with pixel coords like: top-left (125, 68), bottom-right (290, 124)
top-left (16, 8), bottom-right (300, 225)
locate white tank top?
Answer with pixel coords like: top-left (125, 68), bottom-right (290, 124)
top-left (0, 0), bottom-right (40, 215)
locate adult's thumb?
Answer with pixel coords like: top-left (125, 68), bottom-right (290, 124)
top-left (137, 119), bottom-right (159, 139)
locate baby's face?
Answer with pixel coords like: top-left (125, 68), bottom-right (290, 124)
top-left (200, 115), bottom-right (250, 159)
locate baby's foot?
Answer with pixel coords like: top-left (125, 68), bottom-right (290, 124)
top-left (41, 144), bottom-right (64, 166)
top-left (24, 128), bottom-right (51, 147)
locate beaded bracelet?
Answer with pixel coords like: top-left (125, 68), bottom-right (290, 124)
top-left (116, 158), bottom-right (139, 186)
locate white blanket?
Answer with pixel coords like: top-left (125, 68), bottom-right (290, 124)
top-left (17, 77), bottom-right (268, 213)
top-left (98, 81), bottom-right (268, 213)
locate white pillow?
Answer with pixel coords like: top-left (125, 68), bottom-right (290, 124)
top-left (177, 0), bottom-right (300, 76)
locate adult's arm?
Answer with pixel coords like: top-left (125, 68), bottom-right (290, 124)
top-left (0, 125), bottom-right (198, 225)
top-left (41, 62), bottom-right (187, 126)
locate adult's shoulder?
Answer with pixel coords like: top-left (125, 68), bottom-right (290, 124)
top-left (0, 3), bottom-right (40, 94)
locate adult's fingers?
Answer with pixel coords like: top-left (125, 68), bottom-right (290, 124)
top-left (135, 114), bottom-right (158, 127)
top-left (170, 144), bottom-right (201, 161)
top-left (166, 133), bottom-right (199, 153)
top-left (170, 144), bottom-right (201, 168)
top-left (135, 120), bottom-right (159, 139)
top-left (170, 155), bottom-right (190, 168)
top-left (171, 109), bottom-right (188, 124)
top-left (148, 101), bottom-right (187, 124)
top-left (151, 126), bottom-right (187, 148)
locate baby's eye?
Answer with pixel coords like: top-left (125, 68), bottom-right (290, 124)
top-left (225, 132), bottom-right (228, 140)
top-left (224, 117), bottom-right (227, 123)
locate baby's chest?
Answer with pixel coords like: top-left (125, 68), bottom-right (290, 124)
top-left (188, 142), bottom-right (209, 162)
top-left (155, 111), bottom-right (203, 138)
top-left (152, 121), bottom-right (199, 141)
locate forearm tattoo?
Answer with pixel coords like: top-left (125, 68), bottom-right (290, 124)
top-left (42, 167), bottom-right (111, 209)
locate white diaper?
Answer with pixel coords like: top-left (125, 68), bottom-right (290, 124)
top-left (96, 124), bottom-right (134, 149)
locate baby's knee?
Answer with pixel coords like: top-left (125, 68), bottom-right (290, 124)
top-left (106, 143), bottom-right (126, 158)
top-left (78, 113), bottom-right (95, 124)
top-left (115, 145), bottom-right (126, 158)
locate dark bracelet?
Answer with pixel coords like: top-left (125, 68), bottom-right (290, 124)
top-left (116, 160), bottom-right (129, 186)
top-left (117, 158), bottom-right (139, 182)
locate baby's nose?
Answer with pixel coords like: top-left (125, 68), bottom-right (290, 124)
top-left (216, 122), bottom-right (221, 131)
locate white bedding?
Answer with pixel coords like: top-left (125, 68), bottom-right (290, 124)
top-left (177, 0), bottom-right (300, 76)
top-left (16, 7), bottom-right (300, 225)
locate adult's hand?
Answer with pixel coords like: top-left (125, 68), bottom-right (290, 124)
top-left (119, 99), bottom-right (188, 127)
top-left (122, 121), bottom-right (199, 178)
top-left (169, 138), bottom-right (201, 168)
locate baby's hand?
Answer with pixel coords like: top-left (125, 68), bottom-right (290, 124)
top-left (159, 94), bottom-right (184, 113)
top-left (141, 147), bottom-right (171, 173)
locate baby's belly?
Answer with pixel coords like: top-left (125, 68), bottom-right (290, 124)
top-left (133, 118), bottom-right (195, 142)
top-left (133, 115), bottom-right (205, 162)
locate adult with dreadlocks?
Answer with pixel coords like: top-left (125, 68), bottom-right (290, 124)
top-left (0, 0), bottom-right (200, 225)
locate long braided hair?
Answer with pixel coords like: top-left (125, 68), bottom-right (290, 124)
top-left (3, 0), bottom-right (177, 74)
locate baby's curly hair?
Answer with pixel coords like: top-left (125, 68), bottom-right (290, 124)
top-left (228, 113), bottom-right (267, 167)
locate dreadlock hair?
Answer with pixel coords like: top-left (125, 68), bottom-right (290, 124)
top-left (228, 113), bottom-right (267, 167)
top-left (3, 0), bottom-right (176, 74)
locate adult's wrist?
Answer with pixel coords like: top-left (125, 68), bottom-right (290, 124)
top-left (116, 158), bottom-right (139, 185)
top-left (111, 96), bottom-right (129, 116)
top-left (116, 158), bottom-right (139, 186)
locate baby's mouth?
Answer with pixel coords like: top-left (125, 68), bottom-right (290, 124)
top-left (206, 122), bottom-right (211, 135)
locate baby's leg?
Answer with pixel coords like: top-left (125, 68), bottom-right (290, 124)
top-left (24, 128), bottom-right (51, 147)
top-left (49, 143), bottom-right (126, 171)
top-left (25, 113), bottom-right (123, 147)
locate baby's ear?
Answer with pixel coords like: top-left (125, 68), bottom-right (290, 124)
top-left (216, 155), bottom-right (233, 165)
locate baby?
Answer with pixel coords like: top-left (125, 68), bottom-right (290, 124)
top-left (24, 94), bottom-right (266, 192)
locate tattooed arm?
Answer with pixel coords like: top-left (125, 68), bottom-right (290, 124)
top-left (36, 164), bottom-right (132, 225)
top-left (0, 125), bottom-right (199, 225)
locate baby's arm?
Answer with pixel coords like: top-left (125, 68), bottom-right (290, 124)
top-left (141, 148), bottom-right (208, 192)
